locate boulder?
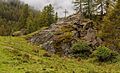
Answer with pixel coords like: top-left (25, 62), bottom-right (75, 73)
top-left (29, 13), bottom-right (102, 56)
top-left (83, 28), bottom-right (102, 46)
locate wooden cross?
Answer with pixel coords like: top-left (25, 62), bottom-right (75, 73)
top-left (63, 9), bottom-right (68, 18)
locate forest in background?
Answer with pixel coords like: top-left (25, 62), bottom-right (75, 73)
top-left (0, 0), bottom-right (58, 35)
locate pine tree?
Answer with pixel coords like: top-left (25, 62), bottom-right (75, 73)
top-left (42, 4), bottom-right (55, 26)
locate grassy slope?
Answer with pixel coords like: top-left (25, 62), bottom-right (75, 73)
top-left (0, 37), bottom-right (120, 73)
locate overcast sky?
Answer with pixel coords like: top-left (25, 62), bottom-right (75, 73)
top-left (20, 0), bottom-right (75, 17)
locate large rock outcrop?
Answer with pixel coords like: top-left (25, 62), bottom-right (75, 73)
top-left (29, 13), bottom-right (102, 55)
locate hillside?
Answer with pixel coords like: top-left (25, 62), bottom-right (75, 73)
top-left (0, 36), bottom-right (120, 73)
top-left (0, 0), bottom-right (120, 73)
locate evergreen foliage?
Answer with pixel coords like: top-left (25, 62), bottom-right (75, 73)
top-left (71, 41), bottom-right (92, 58)
top-left (93, 46), bottom-right (118, 62)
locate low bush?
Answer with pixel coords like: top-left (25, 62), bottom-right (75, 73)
top-left (71, 41), bottom-right (92, 58)
top-left (93, 46), bottom-right (118, 62)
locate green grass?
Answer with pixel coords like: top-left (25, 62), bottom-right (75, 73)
top-left (0, 36), bottom-right (120, 73)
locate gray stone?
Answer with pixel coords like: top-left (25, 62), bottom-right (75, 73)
top-left (29, 13), bottom-right (102, 55)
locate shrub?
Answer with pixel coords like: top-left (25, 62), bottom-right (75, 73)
top-left (93, 46), bottom-right (118, 62)
top-left (71, 41), bottom-right (92, 58)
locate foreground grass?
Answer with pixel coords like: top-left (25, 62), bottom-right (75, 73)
top-left (0, 36), bottom-right (120, 73)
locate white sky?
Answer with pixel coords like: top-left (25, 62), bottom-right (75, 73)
top-left (20, 0), bottom-right (75, 17)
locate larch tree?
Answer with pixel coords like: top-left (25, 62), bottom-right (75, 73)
top-left (42, 4), bottom-right (55, 26)
top-left (101, 0), bottom-right (120, 49)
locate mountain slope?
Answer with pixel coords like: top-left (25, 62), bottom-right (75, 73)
top-left (0, 36), bottom-right (120, 73)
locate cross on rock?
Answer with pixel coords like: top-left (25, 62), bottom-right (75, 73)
top-left (63, 9), bottom-right (68, 18)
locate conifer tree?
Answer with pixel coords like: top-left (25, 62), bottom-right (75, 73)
top-left (42, 4), bottom-right (55, 26)
top-left (102, 0), bottom-right (120, 49)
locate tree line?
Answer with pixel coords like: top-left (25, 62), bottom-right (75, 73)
top-left (73, 0), bottom-right (117, 20)
top-left (0, 0), bottom-right (58, 35)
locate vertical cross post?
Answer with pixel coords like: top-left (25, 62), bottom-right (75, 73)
top-left (63, 9), bottom-right (68, 19)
